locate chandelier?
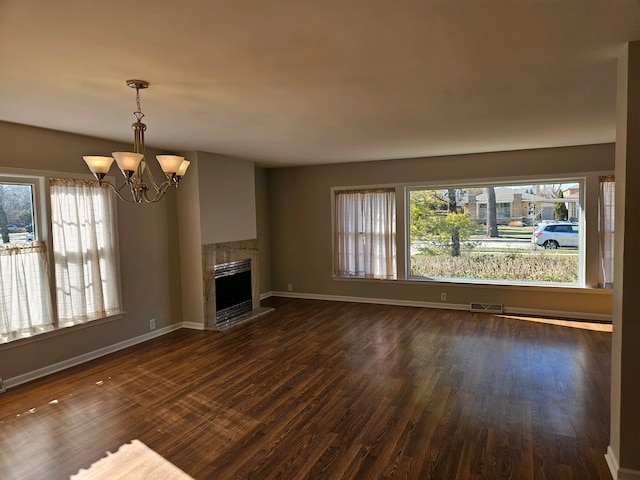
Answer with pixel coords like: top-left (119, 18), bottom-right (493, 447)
top-left (83, 80), bottom-right (190, 203)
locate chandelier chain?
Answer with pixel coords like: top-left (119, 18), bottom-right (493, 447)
top-left (133, 86), bottom-right (145, 123)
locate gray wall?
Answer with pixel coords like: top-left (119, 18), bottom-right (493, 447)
top-left (255, 166), bottom-right (272, 295)
top-left (0, 121), bottom-right (183, 380)
top-left (268, 143), bottom-right (615, 318)
top-left (195, 151), bottom-right (256, 245)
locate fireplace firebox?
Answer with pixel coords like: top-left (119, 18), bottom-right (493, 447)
top-left (214, 259), bottom-right (252, 323)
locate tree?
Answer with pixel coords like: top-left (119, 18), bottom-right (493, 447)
top-left (409, 190), bottom-right (447, 240)
top-left (484, 186), bottom-right (499, 237)
top-left (410, 189), bottom-right (475, 257)
top-left (554, 190), bottom-right (568, 221)
top-left (447, 188), bottom-right (461, 255)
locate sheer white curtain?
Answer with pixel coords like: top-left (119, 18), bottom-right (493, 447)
top-left (598, 176), bottom-right (615, 288)
top-left (334, 188), bottom-right (396, 279)
top-left (50, 178), bottom-right (121, 326)
top-left (0, 242), bottom-right (54, 343)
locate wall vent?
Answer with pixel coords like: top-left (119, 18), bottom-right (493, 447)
top-left (0, 378), bottom-right (5, 393)
top-left (470, 303), bottom-right (504, 314)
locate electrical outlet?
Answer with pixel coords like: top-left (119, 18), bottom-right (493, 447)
top-left (441, 293), bottom-right (447, 301)
top-left (287, 284), bottom-right (293, 292)
top-left (149, 318), bottom-right (156, 330)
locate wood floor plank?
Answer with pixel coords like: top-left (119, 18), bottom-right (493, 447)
top-left (0, 298), bottom-right (612, 479)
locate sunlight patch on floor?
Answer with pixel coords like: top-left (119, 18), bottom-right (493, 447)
top-left (498, 314), bottom-right (612, 332)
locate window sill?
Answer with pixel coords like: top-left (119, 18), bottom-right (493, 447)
top-left (0, 311), bottom-right (126, 350)
top-left (332, 275), bottom-right (613, 294)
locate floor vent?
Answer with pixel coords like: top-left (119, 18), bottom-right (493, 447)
top-left (470, 303), bottom-right (504, 314)
top-left (0, 378), bottom-right (5, 393)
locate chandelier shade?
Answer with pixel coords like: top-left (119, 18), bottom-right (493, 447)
top-left (156, 155), bottom-right (185, 174)
top-left (83, 156), bottom-right (114, 174)
top-left (177, 160), bottom-right (190, 176)
top-left (112, 152), bottom-right (144, 173)
top-left (83, 80), bottom-right (190, 203)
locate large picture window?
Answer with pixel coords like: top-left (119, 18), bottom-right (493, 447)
top-left (408, 181), bottom-right (583, 286)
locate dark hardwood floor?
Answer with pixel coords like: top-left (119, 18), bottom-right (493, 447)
top-left (0, 298), bottom-right (612, 479)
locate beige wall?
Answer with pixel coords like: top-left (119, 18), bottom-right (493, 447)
top-left (0, 121), bottom-right (183, 380)
top-left (176, 151), bottom-right (205, 327)
top-left (268, 143), bottom-right (614, 319)
top-left (195, 151), bottom-right (256, 245)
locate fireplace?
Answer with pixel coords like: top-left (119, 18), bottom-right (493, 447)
top-left (203, 239), bottom-right (273, 330)
top-left (215, 258), bottom-right (253, 323)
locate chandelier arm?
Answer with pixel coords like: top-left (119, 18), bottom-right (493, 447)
top-left (115, 177), bottom-right (145, 203)
top-left (101, 180), bottom-right (138, 203)
top-left (143, 180), bottom-right (173, 203)
top-left (143, 163), bottom-right (163, 191)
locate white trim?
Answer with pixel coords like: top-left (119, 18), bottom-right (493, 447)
top-left (271, 291), bottom-right (612, 322)
top-left (182, 321), bottom-right (205, 330)
top-left (333, 274), bottom-right (614, 294)
top-left (260, 291), bottom-right (273, 300)
top-left (606, 446), bottom-right (640, 479)
top-left (0, 313), bottom-right (125, 350)
top-left (4, 323), bottom-right (181, 389)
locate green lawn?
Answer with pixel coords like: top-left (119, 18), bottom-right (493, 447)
top-left (469, 224), bottom-right (534, 240)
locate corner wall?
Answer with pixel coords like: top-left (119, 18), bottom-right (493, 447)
top-left (177, 151), bottom-right (259, 327)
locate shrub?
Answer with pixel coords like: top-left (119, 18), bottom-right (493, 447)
top-left (410, 252), bottom-right (578, 283)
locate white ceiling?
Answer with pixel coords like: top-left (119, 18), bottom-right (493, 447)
top-left (1, 1), bottom-right (639, 167)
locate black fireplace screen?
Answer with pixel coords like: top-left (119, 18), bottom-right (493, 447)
top-left (215, 259), bottom-right (252, 323)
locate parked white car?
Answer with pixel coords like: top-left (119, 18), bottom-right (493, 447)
top-left (532, 221), bottom-right (579, 249)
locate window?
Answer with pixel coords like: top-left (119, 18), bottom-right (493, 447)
top-left (408, 181), bottom-right (583, 285)
top-left (598, 176), bottom-right (614, 288)
top-left (479, 202), bottom-right (510, 220)
top-left (0, 178), bottom-right (54, 342)
top-left (0, 182), bottom-right (36, 245)
top-left (334, 188), bottom-right (396, 280)
top-left (0, 174), bottom-right (122, 344)
top-left (50, 178), bottom-right (121, 327)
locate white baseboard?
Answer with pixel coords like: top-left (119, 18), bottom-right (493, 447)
top-left (182, 321), bottom-right (205, 330)
top-left (272, 291), bottom-right (467, 311)
top-left (260, 291), bottom-right (273, 300)
top-left (270, 291), bottom-right (612, 322)
top-left (606, 446), bottom-right (640, 480)
top-left (4, 323), bottom-right (182, 389)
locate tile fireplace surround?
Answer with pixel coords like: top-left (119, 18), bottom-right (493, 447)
top-left (202, 239), bottom-right (272, 330)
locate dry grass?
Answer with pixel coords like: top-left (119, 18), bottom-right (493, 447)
top-left (411, 252), bottom-right (578, 282)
